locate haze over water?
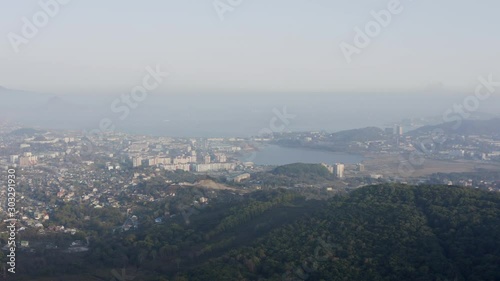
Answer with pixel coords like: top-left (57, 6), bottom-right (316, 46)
top-left (239, 145), bottom-right (364, 166)
top-left (2, 91), bottom-right (498, 138)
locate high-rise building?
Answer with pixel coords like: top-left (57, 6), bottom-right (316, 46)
top-left (333, 163), bottom-right (345, 178)
top-left (214, 153), bottom-right (227, 163)
top-left (191, 163), bottom-right (235, 172)
top-left (156, 157), bottom-right (171, 165)
top-left (394, 125), bottom-right (403, 136)
top-left (357, 163), bottom-right (365, 172)
top-left (203, 154), bottom-right (211, 164)
top-left (173, 156), bottom-right (190, 164)
top-left (19, 156), bottom-right (37, 167)
top-left (321, 163), bottom-right (334, 173)
top-left (132, 157), bottom-right (142, 167)
top-left (10, 155), bottom-right (19, 164)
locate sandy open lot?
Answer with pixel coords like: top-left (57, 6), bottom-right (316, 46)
top-left (362, 153), bottom-right (500, 178)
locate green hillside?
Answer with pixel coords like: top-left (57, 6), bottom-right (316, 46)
top-left (16, 185), bottom-right (500, 281)
top-left (190, 185), bottom-right (500, 281)
top-left (272, 163), bottom-right (332, 178)
top-left (329, 126), bottom-right (387, 142)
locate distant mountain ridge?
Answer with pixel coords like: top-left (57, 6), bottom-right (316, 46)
top-left (409, 118), bottom-right (500, 136)
top-left (9, 128), bottom-right (45, 136)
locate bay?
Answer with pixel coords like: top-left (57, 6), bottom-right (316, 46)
top-left (239, 144), bottom-right (363, 166)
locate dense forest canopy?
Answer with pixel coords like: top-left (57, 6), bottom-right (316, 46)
top-left (190, 185), bottom-right (500, 281)
top-left (10, 184), bottom-right (500, 281)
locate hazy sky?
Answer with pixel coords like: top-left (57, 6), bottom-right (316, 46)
top-left (1, 0), bottom-right (499, 95)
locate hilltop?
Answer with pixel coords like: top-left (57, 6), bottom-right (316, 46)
top-left (271, 163), bottom-right (331, 178)
top-left (191, 184), bottom-right (500, 280)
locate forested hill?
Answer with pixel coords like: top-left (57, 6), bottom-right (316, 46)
top-left (272, 163), bottom-right (332, 178)
top-left (190, 185), bottom-right (500, 281)
top-left (328, 126), bottom-right (387, 142)
top-left (409, 118), bottom-right (500, 136)
top-left (18, 184), bottom-right (500, 281)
